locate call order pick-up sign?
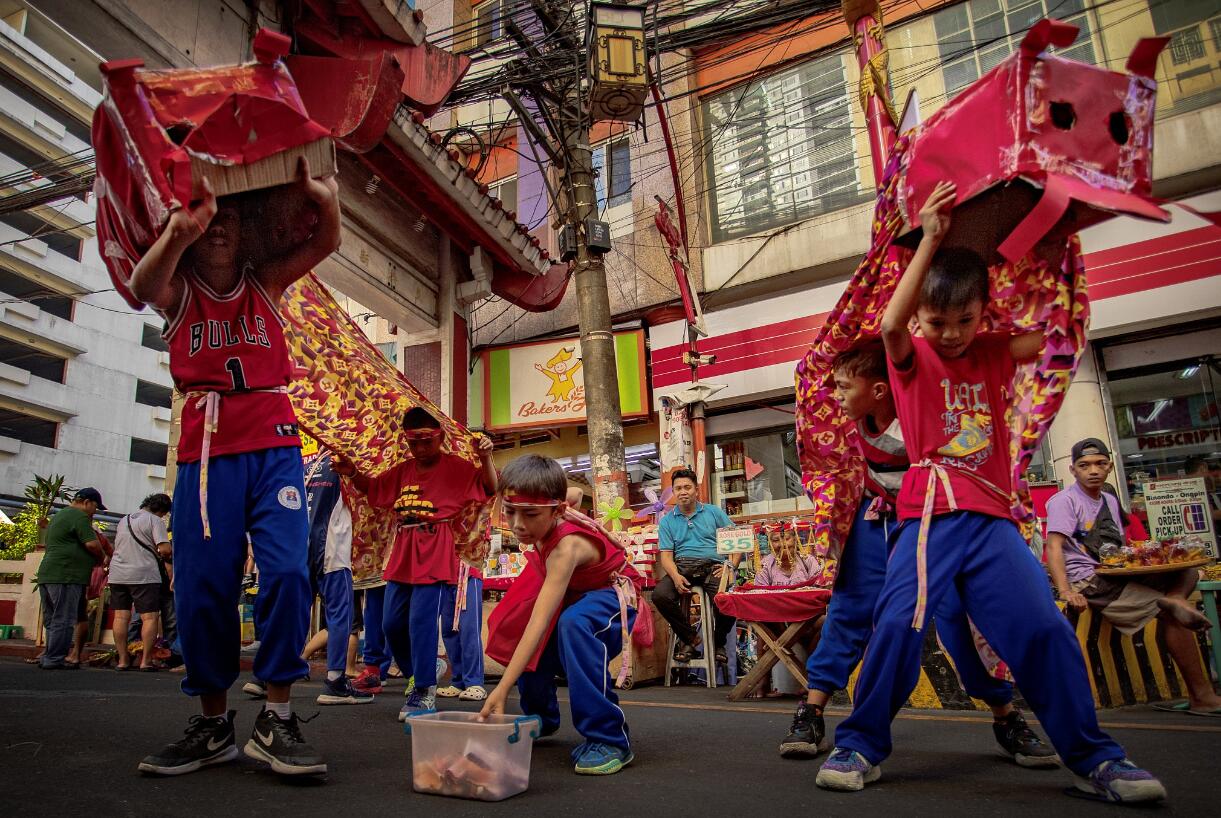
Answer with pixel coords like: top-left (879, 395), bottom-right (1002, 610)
top-left (1144, 477), bottom-right (1218, 558)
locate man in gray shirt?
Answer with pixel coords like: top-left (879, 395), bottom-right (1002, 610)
top-left (108, 494), bottom-right (172, 671)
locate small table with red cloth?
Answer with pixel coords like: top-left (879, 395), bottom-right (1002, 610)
top-left (714, 581), bottom-right (831, 701)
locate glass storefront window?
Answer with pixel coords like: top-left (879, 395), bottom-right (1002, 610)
top-left (709, 427), bottom-right (811, 518)
top-left (1107, 354), bottom-right (1221, 528)
top-left (558, 442), bottom-right (662, 515)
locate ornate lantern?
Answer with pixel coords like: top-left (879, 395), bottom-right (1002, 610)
top-left (587, 2), bottom-right (648, 123)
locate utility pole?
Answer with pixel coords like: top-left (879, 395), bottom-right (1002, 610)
top-left (511, 2), bottom-right (628, 511)
top-left (566, 117), bottom-right (629, 509)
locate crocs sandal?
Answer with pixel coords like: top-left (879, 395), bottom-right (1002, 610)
top-left (436, 685), bottom-right (461, 698)
top-left (458, 685), bottom-right (488, 701)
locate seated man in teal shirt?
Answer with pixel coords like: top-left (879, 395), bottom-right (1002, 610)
top-left (655, 469), bottom-right (740, 663)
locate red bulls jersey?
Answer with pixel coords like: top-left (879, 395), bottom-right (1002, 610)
top-left (164, 270), bottom-right (300, 462)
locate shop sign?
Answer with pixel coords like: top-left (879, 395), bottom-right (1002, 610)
top-left (481, 330), bottom-right (649, 432)
top-left (716, 525), bottom-right (756, 555)
top-left (1136, 427), bottom-right (1221, 451)
top-left (1143, 477), bottom-right (1217, 557)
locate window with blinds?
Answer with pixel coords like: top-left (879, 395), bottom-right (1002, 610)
top-left (704, 52), bottom-right (867, 243)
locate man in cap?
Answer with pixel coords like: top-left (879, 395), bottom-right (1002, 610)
top-left (34, 488), bottom-right (107, 669)
top-left (1045, 438), bottom-right (1221, 715)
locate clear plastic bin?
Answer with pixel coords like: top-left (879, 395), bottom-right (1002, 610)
top-left (403, 712), bottom-right (541, 801)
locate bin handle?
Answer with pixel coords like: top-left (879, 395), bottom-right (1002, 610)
top-left (509, 715), bottom-right (542, 744)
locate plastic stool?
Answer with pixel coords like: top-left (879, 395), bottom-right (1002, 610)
top-left (664, 585), bottom-right (722, 689)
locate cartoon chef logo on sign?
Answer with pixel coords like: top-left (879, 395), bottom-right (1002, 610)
top-left (482, 330), bottom-right (648, 432)
top-left (532, 346), bottom-right (583, 407)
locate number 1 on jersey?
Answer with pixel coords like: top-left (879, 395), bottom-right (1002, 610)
top-left (225, 357), bottom-right (248, 391)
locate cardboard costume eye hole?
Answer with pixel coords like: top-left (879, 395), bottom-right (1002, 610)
top-left (1050, 101), bottom-right (1076, 130)
top-left (1108, 111), bottom-right (1131, 145)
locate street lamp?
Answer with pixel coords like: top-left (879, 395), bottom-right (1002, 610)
top-left (587, 2), bottom-right (648, 123)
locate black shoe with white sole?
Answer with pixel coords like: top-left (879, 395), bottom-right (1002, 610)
top-left (243, 709), bottom-right (327, 775)
top-left (138, 711), bottom-right (239, 775)
top-left (779, 701), bottom-right (826, 758)
top-left (993, 709), bottom-right (1060, 768)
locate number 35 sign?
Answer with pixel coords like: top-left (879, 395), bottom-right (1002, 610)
top-left (716, 525), bottom-right (756, 555)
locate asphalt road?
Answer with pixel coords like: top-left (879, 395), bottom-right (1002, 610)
top-left (0, 657), bottom-right (1217, 817)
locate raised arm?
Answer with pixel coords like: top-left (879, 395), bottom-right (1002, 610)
top-left (1009, 331), bottom-right (1042, 364)
top-left (475, 434), bottom-right (498, 494)
top-left (256, 157), bottom-right (341, 301)
top-left (129, 180), bottom-right (218, 312)
top-left (881, 181), bottom-right (956, 367)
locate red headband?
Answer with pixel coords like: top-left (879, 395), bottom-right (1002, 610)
top-left (503, 493), bottom-right (561, 507)
top-left (404, 428), bottom-right (443, 441)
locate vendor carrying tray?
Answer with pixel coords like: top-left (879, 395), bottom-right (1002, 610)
top-left (1095, 557), bottom-right (1212, 577)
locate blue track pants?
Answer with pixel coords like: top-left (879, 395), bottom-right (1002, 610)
top-left (318, 568), bottom-right (353, 674)
top-left (834, 511), bottom-right (1125, 775)
top-left (361, 584), bottom-right (391, 676)
top-left (172, 447), bottom-right (310, 696)
top-left (383, 581), bottom-right (444, 690)
top-left (517, 587), bottom-right (635, 752)
top-left (441, 576), bottom-right (485, 688)
top-left (806, 503), bottom-right (1013, 706)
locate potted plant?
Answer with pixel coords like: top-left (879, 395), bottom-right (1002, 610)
top-left (24, 475), bottom-right (73, 549)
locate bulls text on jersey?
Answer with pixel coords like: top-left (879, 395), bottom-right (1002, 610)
top-left (188, 316), bottom-right (272, 356)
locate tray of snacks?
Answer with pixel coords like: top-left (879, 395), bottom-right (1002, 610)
top-left (1094, 538), bottom-right (1213, 576)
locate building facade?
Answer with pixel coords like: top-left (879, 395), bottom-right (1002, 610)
top-left (0, 2), bottom-right (174, 515)
top-left (460, 0), bottom-right (1221, 528)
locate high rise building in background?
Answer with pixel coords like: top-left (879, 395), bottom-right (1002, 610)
top-left (0, 2), bottom-right (173, 515)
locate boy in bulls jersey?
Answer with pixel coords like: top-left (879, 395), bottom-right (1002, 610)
top-left (129, 160), bottom-right (340, 777)
top-left (481, 455), bottom-right (639, 776)
top-left (332, 408), bottom-right (497, 722)
top-left (780, 342), bottom-right (1055, 767)
top-left (816, 183), bottom-right (1166, 803)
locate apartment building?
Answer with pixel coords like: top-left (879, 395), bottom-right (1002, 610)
top-left (0, 1), bottom-right (174, 514)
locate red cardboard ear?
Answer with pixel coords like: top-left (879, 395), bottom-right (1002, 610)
top-left (1020, 19), bottom-right (1078, 55)
top-left (253, 28), bottom-right (291, 64)
top-left (1127, 37), bottom-right (1169, 79)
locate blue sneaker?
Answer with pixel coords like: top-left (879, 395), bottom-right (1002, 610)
top-left (316, 675), bottom-right (374, 705)
top-left (1073, 759), bottom-right (1166, 803)
top-left (815, 748), bottom-right (881, 791)
top-left (397, 686), bottom-right (436, 722)
top-left (572, 742), bottom-right (634, 775)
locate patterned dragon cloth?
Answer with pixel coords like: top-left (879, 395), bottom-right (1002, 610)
top-left (794, 135), bottom-right (1090, 585)
top-left (281, 273), bottom-right (491, 586)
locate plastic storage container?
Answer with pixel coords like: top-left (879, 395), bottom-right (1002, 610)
top-left (404, 712), bottom-right (541, 801)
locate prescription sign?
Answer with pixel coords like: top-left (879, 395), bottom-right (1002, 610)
top-left (716, 525), bottom-right (756, 555)
top-left (1144, 477), bottom-right (1217, 558)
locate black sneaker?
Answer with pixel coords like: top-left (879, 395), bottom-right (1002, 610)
top-left (138, 711), bottom-right (238, 775)
top-left (779, 701), bottom-right (825, 758)
top-left (993, 709), bottom-right (1060, 768)
top-left (316, 675), bottom-right (374, 705)
top-left (243, 709), bottom-right (327, 775)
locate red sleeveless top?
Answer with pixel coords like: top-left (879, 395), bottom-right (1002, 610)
top-left (485, 520), bottom-right (636, 670)
top-left (163, 270), bottom-right (300, 462)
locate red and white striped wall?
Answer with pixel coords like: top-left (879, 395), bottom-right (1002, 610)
top-left (649, 190), bottom-right (1221, 404)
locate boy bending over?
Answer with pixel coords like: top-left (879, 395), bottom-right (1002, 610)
top-left (482, 455), bottom-right (640, 776)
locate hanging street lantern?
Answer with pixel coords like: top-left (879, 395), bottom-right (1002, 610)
top-left (587, 2), bottom-right (648, 123)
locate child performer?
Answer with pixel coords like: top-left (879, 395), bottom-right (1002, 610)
top-left (304, 450), bottom-right (373, 705)
top-left (133, 160), bottom-right (339, 777)
top-left (815, 182), bottom-right (1166, 803)
top-left (333, 408), bottom-right (496, 721)
top-left (780, 342), bottom-right (1056, 768)
top-left (437, 552), bottom-right (487, 701)
top-left (482, 455), bottom-right (640, 776)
